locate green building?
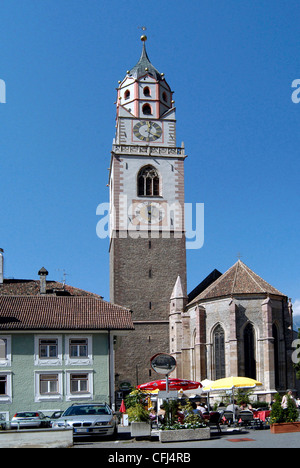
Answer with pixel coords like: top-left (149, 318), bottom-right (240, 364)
top-left (0, 265), bottom-right (133, 421)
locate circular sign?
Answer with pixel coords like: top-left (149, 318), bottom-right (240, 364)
top-left (150, 353), bottom-right (177, 375)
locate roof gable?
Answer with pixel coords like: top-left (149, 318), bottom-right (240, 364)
top-left (188, 260), bottom-right (285, 304)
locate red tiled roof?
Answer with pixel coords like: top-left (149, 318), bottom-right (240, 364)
top-left (0, 279), bottom-right (101, 297)
top-left (0, 296), bottom-right (134, 331)
top-left (189, 260), bottom-right (285, 304)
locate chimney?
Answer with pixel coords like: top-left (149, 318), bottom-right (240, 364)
top-left (38, 267), bottom-right (48, 294)
top-left (0, 249), bottom-right (3, 284)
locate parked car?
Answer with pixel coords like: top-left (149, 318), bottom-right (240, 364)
top-left (11, 411), bottom-right (50, 428)
top-left (51, 403), bottom-right (117, 437)
top-left (0, 414), bottom-right (6, 430)
top-left (50, 410), bottom-right (64, 419)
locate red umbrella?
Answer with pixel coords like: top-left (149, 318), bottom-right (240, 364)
top-left (120, 399), bottom-right (126, 413)
top-left (137, 378), bottom-right (202, 392)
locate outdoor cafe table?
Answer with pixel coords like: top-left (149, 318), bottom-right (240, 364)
top-left (253, 410), bottom-right (270, 422)
top-left (201, 410), bottom-right (271, 424)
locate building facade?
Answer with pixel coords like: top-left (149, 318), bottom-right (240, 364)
top-left (0, 262), bottom-right (133, 420)
top-left (170, 260), bottom-right (296, 402)
top-left (109, 36), bottom-right (187, 388)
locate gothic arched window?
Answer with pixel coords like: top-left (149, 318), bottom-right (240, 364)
top-left (272, 323), bottom-right (280, 388)
top-left (137, 166), bottom-right (160, 197)
top-left (213, 325), bottom-right (225, 380)
top-left (244, 323), bottom-right (256, 379)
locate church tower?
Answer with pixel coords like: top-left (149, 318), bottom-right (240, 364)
top-left (109, 36), bottom-right (187, 388)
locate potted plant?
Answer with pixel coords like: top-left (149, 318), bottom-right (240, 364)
top-left (270, 393), bottom-right (300, 434)
top-left (125, 389), bottom-right (151, 438)
top-left (159, 400), bottom-right (210, 443)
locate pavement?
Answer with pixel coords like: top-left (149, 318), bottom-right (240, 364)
top-left (73, 425), bottom-right (300, 449)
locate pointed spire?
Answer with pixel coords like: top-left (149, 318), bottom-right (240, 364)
top-left (171, 276), bottom-right (185, 300)
top-left (127, 35), bottom-right (162, 81)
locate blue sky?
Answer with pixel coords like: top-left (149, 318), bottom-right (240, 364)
top-left (1, 1), bottom-right (300, 325)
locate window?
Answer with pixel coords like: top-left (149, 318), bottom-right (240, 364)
top-left (34, 335), bottom-right (62, 366)
top-left (70, 339), bottom-right (88, 358)
top-left (162, 91), bottom-right (167, 102)
top-left (35, 371), bottom-right (63, 402)
top-left (39, 339), bottom-right (58, 359)
top-left (66, 370), bottom-right (93, 401)
top-left (213, 325), bottom-right (225, 380)
top-left (0, 372), bottom-right (12, 402)
top-left (137, 165), bottom-right (160, 197)
top-left (143, 86), bottom-right (151, 97)
top-left (273, 324), bottom-right (280, 387)
top-left (0, 336), bottom-right (11, 366)
top-left (124, 89), bottom-right (130, 100)
top-left (65, 336), bottom-right (92, 365)
top-left (70, 374), bottom-right (89, 394)
top-left (142, 103), bottom-right (152, 115)
top-left (0, 376), bottom-right (6, 395)
top-left (39, 374), bottom-right (58, 395)
top-left (244, 323), bottom-right (256, 379)
top-left (0, 339), bottom-right (6, 360)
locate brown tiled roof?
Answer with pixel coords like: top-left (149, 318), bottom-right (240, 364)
top-left (189, 260), bottom-right (285, 304)
top-left (0, 296), bottom-right (134, 331)
top-left (0, 279), bottom-right (101, 297)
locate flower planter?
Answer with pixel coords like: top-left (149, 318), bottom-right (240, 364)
top-left (130, 422), bottom-right (151, 438)
top-left (270, 422), bottom-right (300, 434)
top-left (159, 427), bottom-right (210, 443)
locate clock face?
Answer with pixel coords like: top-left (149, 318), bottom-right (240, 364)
top-left (133, 120), bottom-right (162, 142)
top-left (132, 201), bottom-right (165, 225)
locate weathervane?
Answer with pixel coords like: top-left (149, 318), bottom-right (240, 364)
top-left (138, 26), bottom-right (147, 41)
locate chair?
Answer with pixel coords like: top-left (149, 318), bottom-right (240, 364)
top-left (239, 411), bottom-right (262, 429)
top-left (222, 411), bottom-right (234, 425)
top-left (238, 410), bottom-right (254, 427)
top-left (207, 412), bottom-right (222, 433)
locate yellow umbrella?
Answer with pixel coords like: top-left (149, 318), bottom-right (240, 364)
top-left (203, 376), bottom-right (262, 422)
top-left (203, 376), bottom-right (262, 392)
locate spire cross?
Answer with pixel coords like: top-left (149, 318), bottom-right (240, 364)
top-left (237, 252), bottom-right (243, 260)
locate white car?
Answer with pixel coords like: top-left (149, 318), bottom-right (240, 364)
top-left (52, 403), bottom-right (117, 437)
top-left (11, 411), bottom-right (49, 428)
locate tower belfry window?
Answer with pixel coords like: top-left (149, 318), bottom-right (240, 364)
top-left (142, 103), bottom-right (152, 115)
top-left (143, 87), bottom-right (151, 97)
top-left (137, 166), bottom-right (160, 197)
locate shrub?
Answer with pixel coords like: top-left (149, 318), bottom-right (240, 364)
top-left (270, 393), bottom-right (298, 424)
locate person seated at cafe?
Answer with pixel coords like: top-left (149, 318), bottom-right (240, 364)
top-left (149, 408), bottom-right (157, 421)
top-left (190, 402), bottom-right (204, 419)
top-left (240, 401), bottom-right (253, 411)
top-left (226, 400), bottom-right (240, 417)
top-left (196, 401), bottom-right (208, 415)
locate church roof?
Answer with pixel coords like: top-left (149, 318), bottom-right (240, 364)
top-left (188, 260), bottom-right (285, 304)
top-left (127, 37), bottom-right (162, 82)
